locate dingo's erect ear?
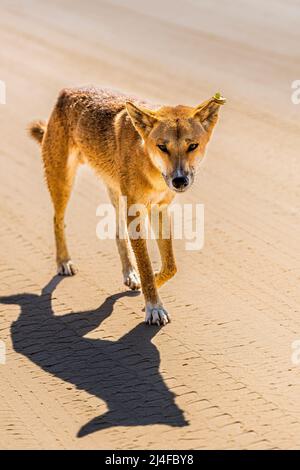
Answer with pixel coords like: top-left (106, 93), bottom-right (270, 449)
top-left (125, 102), bottom-right (158, 138)
top-left (193, 92), bottom-right (226, 134)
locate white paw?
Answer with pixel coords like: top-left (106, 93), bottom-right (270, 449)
top-left (145, 302), bottom-right (170, 326)
top-left (123, 269), bottom-right (141, 291)
top-left (57, 260), bottom-right (78, 276)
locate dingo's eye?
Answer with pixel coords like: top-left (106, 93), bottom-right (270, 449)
top-left (157, 144), bottom-right (168, 153)
top-left (187, 143), bottom-right (198, 152)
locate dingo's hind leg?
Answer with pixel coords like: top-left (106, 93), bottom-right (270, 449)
top-left (42, 121), bottom-right (79, 276)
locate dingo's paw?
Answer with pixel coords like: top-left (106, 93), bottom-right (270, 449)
top-left (57, 260), bottom-right (78, 276)
top-left (124, 269), bottom-right (141, 291)
top-left (145, 303), bottom-right (170, 326)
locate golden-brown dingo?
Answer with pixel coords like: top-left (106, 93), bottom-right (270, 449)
top-left (29, 87), bottom-right (225, 325)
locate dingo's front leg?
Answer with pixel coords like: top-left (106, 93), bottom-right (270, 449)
top-left (151, 205), bottom-right (177, 288)
top-left (108, 188), bottom-right (141, 290)
top-left (130, 238), bottom-right (170, 326)
top-left (127, 210), bottom-right (170, 325)
top-left (154, 239), bottom-right (177, 288)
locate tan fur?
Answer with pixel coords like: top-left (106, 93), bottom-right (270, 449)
top-left (29, 87), bottom-right (225, 325)
top-left (28, 120), bottom-right (47, 144)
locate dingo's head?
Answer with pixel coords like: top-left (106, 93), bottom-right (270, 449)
top-left (126, 94), bottom-right (226, 193)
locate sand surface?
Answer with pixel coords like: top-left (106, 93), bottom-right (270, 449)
top-left (0, 0), bottom-right (300, 449)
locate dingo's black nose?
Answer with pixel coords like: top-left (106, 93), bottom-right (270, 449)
top-left (172, 176), bottom-right (189, 190)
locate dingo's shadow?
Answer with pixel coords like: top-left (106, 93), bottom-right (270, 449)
top-left (1, 277), bottom-right (187, 437)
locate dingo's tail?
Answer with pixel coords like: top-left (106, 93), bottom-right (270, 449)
top-left (28, 120), bottom-right (46, 144)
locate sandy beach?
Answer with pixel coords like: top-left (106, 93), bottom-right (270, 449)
top-left (0, 0), bottom-right (300, 449)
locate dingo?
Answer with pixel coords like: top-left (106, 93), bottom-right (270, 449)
top-left (29, 87), bottom-right (225, 325)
